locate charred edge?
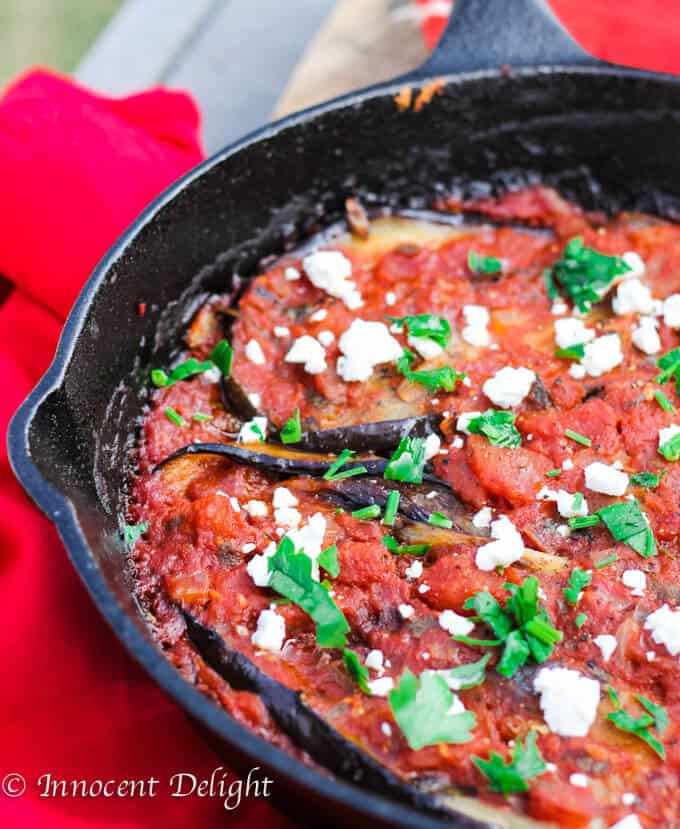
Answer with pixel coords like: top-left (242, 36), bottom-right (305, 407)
top-left (529, 375), bottom-right (553, 409)
top-left (182, 613), bottom-right (481, 826)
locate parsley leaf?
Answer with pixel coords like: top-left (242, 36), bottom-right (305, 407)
top-left (150, 357), bottom-right (214, 388)
top-left (280, 408), bottom-right (302, 444)
top-left (630, 471), bottom-right (661, 488)
top-left (440, 654), bottom-right (491, 690)
top-left (123, 520), bottom-right (149, 549)
top-left (318, 544), bottom-right (339, 578)
top-left (548, 237), bottom-right (631, 312)
top-left (383, 490), bottom-right (400, 526)
top-left (428, 511), bottom-right (453, 529)
top-left (342, 648), bottom-right (370, 694)
top-left (323, 449), bottom-right (368, 481)
top-left (659, 431), bottom-right (680, 462)
top-left (468, 250), bottom-right (503, 275)
top-left (382, 535), bottom-right (430, 556)
top-left (657, 347), bottom-right (680, 393)
top-left (268, 537), bottom-right (350, 648)
top-left (564, 568), bottom-right (592, 607)
top-left (164, 406), bottom-right (187, 427)
top-left (464, 590), bottom-right (513, 640)
top-left (211, 340), bottom-right (234, 377)
top-left (607, 686), bottom-right (666, 759)
top-left (384, 435), bottom-right (427, 483)
top-left (388, 669), bottom-right (476, 750)
top-left (597, 499), bottom-right (657, 557)
top-left (387, 313), bottom-right (452, 348)
top-left (554, 344), bottom-right (586, 361)
top-left (473, 731), bottom-right (546, 794)
top-left (465, 409), bottom-right (522, 448)
top-left (396, 349), bottom-right (466, 392)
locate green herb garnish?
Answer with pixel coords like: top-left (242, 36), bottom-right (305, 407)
top-left (548, 237), bottom-right (631, 312)
top-left (428, 511), bottom-right (453, 529)
top-left (388, 669), bottom-right (476, 750)
top-left (351, 504), bottom-right (381, 520)
top-left (598, 499), bottom-right (657, 557)
top-left (565, 428), bottom-right (591, 447)
top-left (546, 468), bottom-right (562, 477)
top-left (150, 357), bottom-right (214, 388)
top-left (280, 408), bottom-right (302, 444)
top-left (465, 410), bottom-right (521, 448)
top-left (594, 553), bottom-right (619, 569)
top-left (473, 731), bottom-right (546, 794)
top-left (468, 250), bottom-right (503, 276)
top-left (554, 344), bottom-right (586, 361)
top-left (440, 654), bottom-right (491, 690)
top-left (396, 349), bottom-right (466, 392)
top-left (342, 648), bottom-right (370, 694)
top-left (630, 472), bottom-right (661, 488)
top-left (383, 490), bottom-right (400, 526)
top-left (211, 339), bottom-right (234, 377)
top-left (568, 514), bottom-right (601, 530)
top-left (382, 536), bottom-right (430, 556)
top-left (164, 406), bottom-right (187, 427)
top-left (659, 431), bottom-right (680, 462)
top-left (323, 449), bottom-right (368, 481)
top-left (318, 544), bottom-right (339, 578)
top-left (123, 520), bottom-right (149, 549)
top-left (384, 436), bottom-right (427, 484)
top-left (655, 389), bottom-right (676, 413)
top-left (192, 411), bottom-right (212, 423)
top-left (575, 612), bottom-right (587, 628)
top-left (607, 686), bottom-right (667, 759)
top-left (387, 313), bottom-right (452, 348)
top-left (563, 567), bottom-right (592, 607)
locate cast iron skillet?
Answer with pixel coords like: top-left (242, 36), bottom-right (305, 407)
top-left (8, 1), bottom-right (680, 826)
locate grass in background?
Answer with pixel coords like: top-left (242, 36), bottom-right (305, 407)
top-left (0, 0), bottom-right (122, 90)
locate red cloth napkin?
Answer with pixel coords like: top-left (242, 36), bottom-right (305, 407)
top-left (0, 69), bottom-right (295, 829)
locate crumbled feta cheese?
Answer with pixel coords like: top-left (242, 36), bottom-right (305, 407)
top-left (439, 609), bottom-right (474, 637)
top-left (405, 560), bottom-right (423, 580)
top-left (203, 365), bottom-right (221, 383)
top-left (457, 411), bottom-right (482, 434)
top-left (284, 266), bottom-right (301, 280)
top-left (286, 512), bottom-right (327, 562)
top-left (245, 338), bottom-right (266, 365)
top-left (365, 649), bottom-right (384, 672)
top-left (569, 773), bottom-right (589, 788)
top-left (385, 291), bottom-right (397, 306)
top-left (482, 366), bottom-right (536, 409)
top-left (367, 677), bottom-right (394, 697)
top-left (581, 334), bottom-right (623, 377)
top-left (424, 433), bottom-right (441, 460)
top-left (285, 335), bottom-right (327, 374)
top-left (610, 816), bottom-right (643, 829)
top-left (554, 317), bottom-right (595, 348)
top-left (663, 293), bottom-right (680, 328)
top-left (632, 315), bottom-right (661, 355)
top-left (659, 423), bottom-right (680, 450)
top-left (612, 279), bottom-right (655, 315)
top-left (273, 325), bottom-right (290, 338)
top-left (622, 569), bottom-right (646, 597)
top-left (569, 363), bottom-right (586, 379)
top-left (309, 308), bottom-right (328, 322)
top-left (238, 416), bottom-right (268, 444)
top-left (303, 250), bottom-right (362, 309)
top-left (537, 486), bottom-right (558, 502)
top-left (644, 604), bottom-right (680, 655)
top-left (584, 462), bottom-right (629, 496)
top-left (621, 793), bottom-right (637, 807)
top-left (475, 515), bottom-right (525, 571)
top-left (452, 436), bottom-right (464, 449)
top-left (472, 506), bottom-right (492, 529)
top-left (241, 542), bottom-right (256, 554)
top-left (398, 604), bottom-right (415, 620)
top-left (229, 496), bottom-right (241, 513)
top-left (622, 251), bottom-right (646, 278)
top-left (418, 583), bottom-right (431, 594)
top-left (274, 507), bottom-right (302, 529)
top-left (381, 722), bottom-right (392, 736)
top-left (551, 299), bottom-right (568, 315)
top-left (408, 334), bottom-right (443, 360)
top-left (246, 553), bottom-right (271, 586)
top-left (461, 304), bottom-right (491, 347)
top-left (251, 609), bottom-right (285, 652)
top-left (244, 499), bottom-right (268, 517)
top-left (646, 650), bottom-right (656, 662)
top-left (317, 329), bottom-right (335, 347)
top-left (273, 487), bottom-right (299, 508)
top-left (593, 634), bottom-right (617, 662)
top-left (247, 392), bottom-right (261, 409)
top-left (533, 666), bottom-right (600, 737)
top-left (557, 524), bottom-right (571, 538)
top-left (336, 319), bottom-right (402, 382)
top-left (562, 458), bottom-right (574, 471)
top-left (556, 490), bottom-right (589, 518)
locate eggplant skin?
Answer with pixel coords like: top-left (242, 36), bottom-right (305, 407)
top-left (182, 612), bottom-right (482, 826)
top-left (288, 414), bottom-right (442, 455)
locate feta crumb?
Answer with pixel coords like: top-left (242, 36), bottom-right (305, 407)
top-left (482, 366), bottom-right (536, 409)
top-left (644, 604), bottom-right (680, 655)
top-left (246, 553), bottom-right (271, 586)
top-left (593, 634), bottom-right (617, 662)
top-left (244, 499), bottom-right (268, 518)
top-left (610, 816), bottom-right (643, 829)
top-left (546, 762), bottom-right (557, 773)
top-left (274, 507), bottom-right (302, 529)
top-left (203, 365), bottom-right (221, 383)
top-left (408, 334), bottom-right (443, 360)
top-left (284, 266), bottom-right (301, 280)
top-left (247, 392), bottom-right (261, 409)
top-left (424, 433), bottom-right (441, 460)
top-left (457, 411), bottom-right (482, 434)
top-left (418, 583), bottom-right (431, 594)
top-left (646, 650), bottom-right (656, 661)
top-left (385, 291), bottom-right (397, 306)
top-left (452, 436), bottom-right (464, 449)
top-left (663, 293), bottom-right (680, 328)
top-left (309, 307), bottom-right (328, 322)
top-left (303, 250), bottom-right (362, 309)
top-left (557, 524), bottom-right (571, 538)
top-left (622, 793), bottom-right (637, 807)
top-left (381, 722), bottom-right (392, 736)
top-left (398, 603), bottom-right (415, 620)
top-left (229, 496), bottom-right (241, 513)
top-left (285, 335), bottom-right (327, 374)
top-left (475, 515), bottom-right (525, 571)
top-left (533, 666), bottom-right (600, 737)
top-left (537, 486), bottom-right (558, 502)
top-left (251, 608), bottom-right (285, 652)
top-left (612, 279), bottom-right (655, 315)
top-left (317, 329), bottom-right (334, 347)
top-left (367, 676), bottom-right (394, 696)
top-left (273, 487), bottom-right (299, 509)
top-left (622, 251), bottom-right (646, 278)
top-left (632, 315), bottom-right (661, 355)
top-left (285, 512), bottom-right (327, 563)
top-left (245, 338), bottom-right (265, 365)
top-left (581, 333), bottom-right (623, 377)
top-left (405, 560), bottom-right (423, 580)
top-left (584, 462), bottom-right (629, 496)
top-left (461, 304), bottom-right (491, 347)
top-left (238, 416), bottom-right (268, 444)
top-left (569, 773), bottom-right (589, 788)
top-left (556, 490), bottom-right (589, 518)
top-left (365, 649), bottom-right (384, 672)
top-left (241, 542), bottom-right (256, 554)
top-left (622, 569), bottom-right (646, 597)
top-left (562, 458), bottom-right (574, 471)
top-left (551, 299), bottom-right (568, 315)
top-left (554, 317), bottom-right (595, 348)
top-left (439, 609), bottom-right (474, 637)
top-left (472, 506), bottom-right (492, 529)
top-left (273, 325), bottom-right (290, 338)
top-left (569, 363), bottom-right (587, 379)
top-left (659, 423), bottom-right (680, 450)
top-left (336, 319), bottom-right (402, 382)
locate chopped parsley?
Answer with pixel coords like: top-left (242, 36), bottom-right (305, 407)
top-left (387, 313), bottom-right (451, 349)
top-left (569, 514), bottom-right (601, 530)
top-left (659, 431), bottom-right (680, 462)
top-left (150, 357), bottom-right (214, 388)
top-left (280, 408), bottom-right (302, 444)
top-left (456, 577), bottom-right (563, 678)
top-left (546, 468), bottom-right (562, 477)
top-left (192, 411), bottom-right (212, 423)
top-left (630, 471), bottom-right (661, 488)
top-left (554, 344), bottom-right (586, 361)
top-left (468, 250), bottom-right (503, 275)
top-left (384, 436), bottom-right (427, 484)
top-left (383, 490), bottom-right (400, 526)
top-left (323, 449), bottom-right (368, 481)
top-left (351, 504), bottom-right (381, 520)
top-left (396, 349), bottom-right (466, 392)
top-left (382, 536), bottom-right (430, 556)
top-left (268, 536), bottom-right (350, 648)
top-left (318, 544), bottom-right (339, 578)
top-left (388, 669), bottom-right (476, 750)
top-left (464, 410), bottom-right (521, 448)
top-left (594, 553), bottom-right (619, 569)
top-left (575, 612), bottom-right (587, 628)
top-left (563, 567), bottom-right (592, 607)
top-left (655, 389), bottom-right (676, 413)
top-left (565, 428), bottom-right (591, 447)
top-left (164, 406), bottom-right (187, 427)
top-left (473, 731), bottom-right (546, 794)
top-left (607, 686), bottom-right (667, 760)
top-left (441, 654), bottom-right (491, 690)
top-left (211, 339), bottom-right (234, 377)
top-left (428, 511), bottom-right (453, 529)
top-left (342, 648), bottom-right (370, 694)
top-left (123, 520), bottom-right (149, 549)
top-left (570, 500), bottom-right (656, 557)
top-left (548, 237), bottom-right (632, 312)
top-left (657, 347), bottom-right (680, 393)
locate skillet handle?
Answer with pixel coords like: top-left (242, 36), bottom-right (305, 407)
top-left (414, 0), bottom-right (600, 78)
